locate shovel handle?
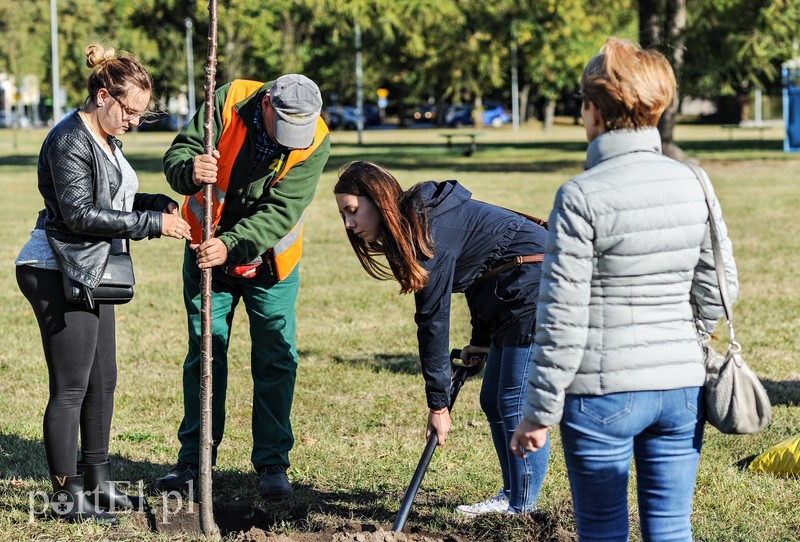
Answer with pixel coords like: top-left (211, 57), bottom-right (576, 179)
top-left (450, 348), bottom-right (487, 378)
top-left (392, 349), bottom-right (486, 532)
top-left (391, 432), bottom-right (438, 532)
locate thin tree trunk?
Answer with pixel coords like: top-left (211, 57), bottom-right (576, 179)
top-left (543, 99), bottom-right (556, 131)
top-left (519, 84), bottom-right (530, 124)
top-left (639, 0), bottom-right (692, 162)
top-left (200, 0), bottom-right (219, 537)
top-left (638, 0), bottom-right (661, 47)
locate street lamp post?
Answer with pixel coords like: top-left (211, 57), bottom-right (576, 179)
top-left (510, 22), bottom-right (520, 131)
top-left (185, 17), bottom-right (196, 119)
top-left (355, 22), bottom-right (364, 145)
top-left (50, 0), bottom-right (62, 123)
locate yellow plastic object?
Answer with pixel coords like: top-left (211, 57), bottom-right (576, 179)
top-left (749, 435), bottom-right (800, 476)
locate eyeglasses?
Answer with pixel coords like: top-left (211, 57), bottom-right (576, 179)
top-left (108, 92), bottom-right (157, 123)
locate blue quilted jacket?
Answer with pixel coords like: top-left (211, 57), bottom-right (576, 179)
top-left (410, 181), bottom-right (548, 409)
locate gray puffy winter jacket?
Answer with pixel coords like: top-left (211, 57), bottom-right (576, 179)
top-left (523, 128), bottom-right (738, 427)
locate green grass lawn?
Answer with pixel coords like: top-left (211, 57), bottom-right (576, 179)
top-left (0, 121), bottom-right (798, 541)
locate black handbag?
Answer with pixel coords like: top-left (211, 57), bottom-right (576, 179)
top-left (63, 243), bottom-right (135, 310)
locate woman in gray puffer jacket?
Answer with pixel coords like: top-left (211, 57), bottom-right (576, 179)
top-left (511, 38), bottom-right (738, 542)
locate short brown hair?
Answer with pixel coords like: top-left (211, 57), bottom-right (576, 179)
top-left (581, 38), bottom-right (676, 130)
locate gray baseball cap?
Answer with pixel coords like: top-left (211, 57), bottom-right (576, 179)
top-left (269, 74), bottom-right (323, 149)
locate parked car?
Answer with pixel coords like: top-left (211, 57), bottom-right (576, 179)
top-left (444, 105), bottom-right (472, 127)
top-left (325, 105), bottom-right (380, 130)
top-left (0, 111), bottom-right (31, 128)
top-left (411, 104), bottom-right (438, 124)
top-left (136, 112), bottom-right (180, 131)
top-left (444, 102), bottom-right (510, 128)
top-left (325, 106), bottom-right (360, 130)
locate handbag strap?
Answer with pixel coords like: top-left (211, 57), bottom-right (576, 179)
top-left (113, 237), bottom-right (131, 255)
top-left (472, 254), bottom-right (544, 286)
top-left (686, 163), bottom-right (738, 346)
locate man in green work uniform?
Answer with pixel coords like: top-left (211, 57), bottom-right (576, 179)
top-left (155, 74), bottom-right (330, 500)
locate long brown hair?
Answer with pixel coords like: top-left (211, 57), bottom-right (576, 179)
top-left (334, 161), bottom-right (434, 294)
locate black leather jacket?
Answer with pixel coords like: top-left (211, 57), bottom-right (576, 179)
top-left (39, 111), bottom-right (173, 288)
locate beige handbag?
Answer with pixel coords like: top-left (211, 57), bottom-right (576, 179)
top-left (689, 164), bottom-right (771, 434)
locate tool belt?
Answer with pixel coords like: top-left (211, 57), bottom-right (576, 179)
top-left (472, 254), bottom-right (544, 286)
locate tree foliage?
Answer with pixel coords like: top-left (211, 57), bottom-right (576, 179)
top-left (0, 0), bottom-right (797, 119)
top-left (683, 0), bottom-right (800, 96)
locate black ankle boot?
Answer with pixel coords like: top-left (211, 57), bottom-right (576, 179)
top-left (78, 460), bottom-right (144, 512)
top-left (49, 473), bottom-right (118, 524)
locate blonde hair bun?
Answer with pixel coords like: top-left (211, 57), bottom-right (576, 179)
top-left (85, 44), bottom-right (116, 69)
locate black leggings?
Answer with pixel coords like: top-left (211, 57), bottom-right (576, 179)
top-left (16, 266), bottom-right (117, 475)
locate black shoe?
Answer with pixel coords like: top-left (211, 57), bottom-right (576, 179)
top-left (48, 473), bottom-right (118, 525)
top-left (258, 465), bottom-right (293, 501)
top-left (154, 462), bottom-right (198, 492)
top-left (79, 460), bottom-right (145, 511)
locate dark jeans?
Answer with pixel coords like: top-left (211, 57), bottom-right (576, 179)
top-left (16, 266), bottom-right (117, 475)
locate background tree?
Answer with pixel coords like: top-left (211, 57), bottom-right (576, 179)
top-left (117, 0), bottom-right (194, 108)
top-left (682, 0), bottom-right (800, 101)
top-left (0, 2), bottom-right (48, 92)
top-left (515, 0), bottom-right (636, 129)
top-left (1, 0), bottom-right (798, 129)
top-left (639, 0), bottom-right (687, 160)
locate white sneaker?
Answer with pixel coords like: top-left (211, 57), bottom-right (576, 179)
top-left (456, 489), bottom-right (509, 517)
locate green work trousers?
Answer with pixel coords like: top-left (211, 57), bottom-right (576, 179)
top-left (176, 245), bottom-right (300, 470)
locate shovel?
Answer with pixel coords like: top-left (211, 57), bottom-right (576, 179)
top-left (392, 348), bottom-right (486, 532)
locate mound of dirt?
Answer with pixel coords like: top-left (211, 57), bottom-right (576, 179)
top-left (330, 529), bottom-right (444, 542)
top-left (231, 525), bottom-right (448, 542)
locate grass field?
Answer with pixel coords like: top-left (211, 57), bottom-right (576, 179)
top-left (0, 121), bottom-right (798, 541)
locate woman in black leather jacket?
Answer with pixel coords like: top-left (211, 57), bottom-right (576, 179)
top-left (15, 44), bottom-right (191, 524)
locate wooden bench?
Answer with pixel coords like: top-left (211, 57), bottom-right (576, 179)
top-left (720, 123), bottom-right (769, 141)
top-left (441, 132), bottom-right (484, 156)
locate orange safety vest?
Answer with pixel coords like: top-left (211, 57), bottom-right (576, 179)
top-left (183, 79), bottom-right (329, 280)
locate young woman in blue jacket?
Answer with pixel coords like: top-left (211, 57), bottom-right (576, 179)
top-left (334, 160), bottom-right (549, 516)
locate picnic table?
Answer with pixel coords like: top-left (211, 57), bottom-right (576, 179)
top-left (720, 122), bottom-right (769, 141)
top-left (440, 131), bottom-right (484, 156)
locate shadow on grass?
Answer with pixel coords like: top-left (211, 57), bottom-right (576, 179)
top-left (325, 154), bottom-right (583, 176)
top-left (761, 379), bottom-right (800, 407)
top-left (1, 432), bottom-right (570, 540)
top-left (678, 138), bottom-right (784, 153)
top-left (0, 431), bottom-right (184, 487)
top-left (0, 154), bottom-right (39, 168)
top-left (331, 353), bottom-right (420, 375)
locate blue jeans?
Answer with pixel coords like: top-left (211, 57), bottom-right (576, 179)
top-left (480, 343), bottom-right (550, 513)
top-left (560, 388), bottom-right (704, 542)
